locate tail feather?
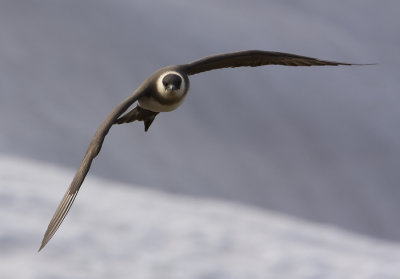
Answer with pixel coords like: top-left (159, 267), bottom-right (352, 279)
top-left (115, 106), bottom-right (159, 131)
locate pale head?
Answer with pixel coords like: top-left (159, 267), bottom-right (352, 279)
top-left (138, 69), bottom-right (189, 112)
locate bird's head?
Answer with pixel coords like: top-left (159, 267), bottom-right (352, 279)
top-left (156, 70), bottom-right (189, 100)
top-left (138, 68), bottom-right (190, 112)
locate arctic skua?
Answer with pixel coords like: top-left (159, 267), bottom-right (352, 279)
top-left (39, 50), bottom-right (369, 251)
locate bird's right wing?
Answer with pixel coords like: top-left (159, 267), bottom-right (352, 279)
top-left (39, 89), bottom-right (145, 251)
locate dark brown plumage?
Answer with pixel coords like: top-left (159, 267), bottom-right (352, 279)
top-left (39, 50), bottom-right (366, 251)
top-left (182, 50), bottom-right (353, 75)
top-left (38, 90), bottom-right (145, 251)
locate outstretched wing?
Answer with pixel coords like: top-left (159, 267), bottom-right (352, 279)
top-left (182, 50), bottom-right (357, 76)
top-left (39, 89), bottom-right (144, 251)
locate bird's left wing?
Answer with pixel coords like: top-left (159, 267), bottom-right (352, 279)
top-left (182, 50), bottom-right (361, 76)
top-left (39, 89), bottom-right (144, 251)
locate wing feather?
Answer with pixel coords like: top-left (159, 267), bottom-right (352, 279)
top-left (39, 89), bottom-right (144, 251)
top-left (182, 50), bottom-right (358, 75)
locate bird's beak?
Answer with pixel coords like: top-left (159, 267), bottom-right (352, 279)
top-left (166, 84), bottom-right (176, 92)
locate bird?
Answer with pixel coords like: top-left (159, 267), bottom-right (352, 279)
top-left (38, 50), bottom-right (368, 251)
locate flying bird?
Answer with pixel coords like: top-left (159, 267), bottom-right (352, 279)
top-left (39, 50), bottom-right (367, 251)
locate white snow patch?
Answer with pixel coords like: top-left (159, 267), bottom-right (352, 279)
top-left (1, 154), bottom-right (400, 279)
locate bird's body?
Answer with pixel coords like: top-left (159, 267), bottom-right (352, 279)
top-left (39, 50), bottom-right (368, 251)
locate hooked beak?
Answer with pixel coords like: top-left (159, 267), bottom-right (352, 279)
top-left (166, 84), bottom-right (176, 92)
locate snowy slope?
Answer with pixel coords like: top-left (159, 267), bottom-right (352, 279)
top-left (1, 0), bottom-right (400, 241)
top-left (1, 155), bottom-right (400, 279)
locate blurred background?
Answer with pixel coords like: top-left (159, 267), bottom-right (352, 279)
top-left (1, 0), bottom-right (400, 245)
top-left (1, 0), bottom-right (400, 241)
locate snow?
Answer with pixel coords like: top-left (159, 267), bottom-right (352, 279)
top-left (1, 154), bottom-right (400, 279)
top-left (1, 0), bottom-right (400, 241)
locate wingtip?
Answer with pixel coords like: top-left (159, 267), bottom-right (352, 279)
top-left (38, 243), bottom-right (45, 253)
top-left (38, 236), bottom-right (50, 252)
top-left (350, 63), bottom-right (377, 66)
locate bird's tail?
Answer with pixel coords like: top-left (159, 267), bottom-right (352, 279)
top-left (115, 105), bottom-right (159, 132)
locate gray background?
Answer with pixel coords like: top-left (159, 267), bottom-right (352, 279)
top-left (1, 0), bottom-right (399, 240)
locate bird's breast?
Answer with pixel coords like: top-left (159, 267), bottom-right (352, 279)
top-left (138, 93), bottom-right (186, 112)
